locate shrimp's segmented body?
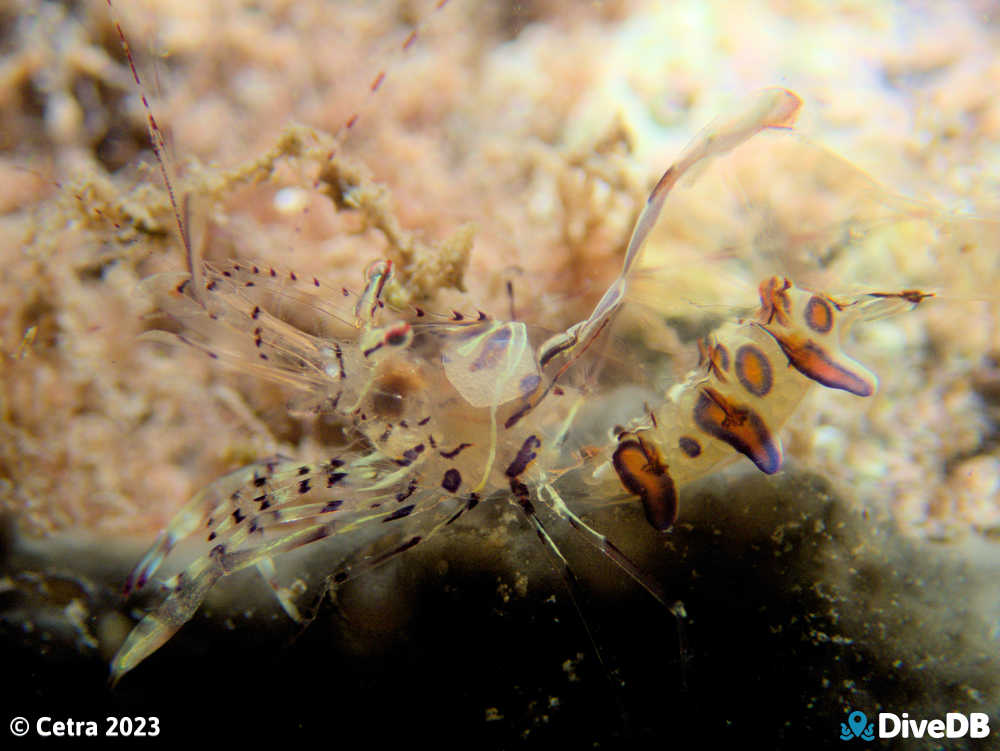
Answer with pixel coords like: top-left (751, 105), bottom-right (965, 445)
top-left (600, 278), bottom-right (927, 530)
top-left (110, 83), bottom-right (930, 683)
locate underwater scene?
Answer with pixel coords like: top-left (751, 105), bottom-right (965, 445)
top-left (2, 0), bottom-right (999, 746)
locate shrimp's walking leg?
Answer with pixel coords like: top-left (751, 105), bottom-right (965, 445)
top-left (537, 484), bottom-right (676, 611)
top-left (519, 481), bottom-right (689, 689)
top-left (508, 484), bottom-right (611, 674)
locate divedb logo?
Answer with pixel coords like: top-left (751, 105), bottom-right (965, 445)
top-left (840, 710), bottom-right (991, 741)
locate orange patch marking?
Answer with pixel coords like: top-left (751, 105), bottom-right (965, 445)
top-left (692, 387), bottom-right (781, 474)
top-left (756, 276), bottom-right (792, 327)
top-left (699, 337), bottom-right (730, 381)
top-left (612, 433), bottom-right (678, 531)
top-left (804, 295), bottom-right (834, 334)
top-left (757, 326), bottom-right (874, 397)
top-left (734, 344), bottom-right (773, 397)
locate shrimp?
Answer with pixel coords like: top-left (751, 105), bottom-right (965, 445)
top-left (108, 71), bottom-right (932, 685)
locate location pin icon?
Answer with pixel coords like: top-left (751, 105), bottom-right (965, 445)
top-left (848, 711), bottom-right (867, 738)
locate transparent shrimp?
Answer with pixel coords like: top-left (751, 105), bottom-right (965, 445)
top-left (110, 86), bottom-right (822, 683)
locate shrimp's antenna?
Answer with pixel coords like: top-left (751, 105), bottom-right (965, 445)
top-left (105, 0), bottom-right (201, 299)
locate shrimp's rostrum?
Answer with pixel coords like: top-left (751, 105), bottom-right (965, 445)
top-left (107, 64), bottom-right (936, 683)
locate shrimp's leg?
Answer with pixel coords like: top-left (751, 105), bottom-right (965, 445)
top-left (537, 483), bottom-right (680, 613)
top-left (516, 480), bottom-right (689, 691)
top-left (123, 457), bottom-right (295, 596)
top-left (538, 88), bottom-right (803, 374)
top-left (507, 482), bottom-right (611, 675)
top-left (322, 492), bottom-right (480, 590)
top-left (255, 557), bottom-right (303, 623)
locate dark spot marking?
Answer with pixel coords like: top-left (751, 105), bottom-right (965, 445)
top-left (326, 472), bottom-right (347, 487)
top-left (323, 500), bottom-right (344, 512)
top-left (504, 402), bottom-right (532, 429)
top-left (394, 443), bottom-right (426, 467)
top-left (396, 478), bottom-right (418, 503)
top-left (333, 343), bottom-right (346, 379)
top-left (301, 524), bottom-right (332, 545)
top-left (251, 306), bottom-right (261, 320)
top-left (505, 435), bottom-right (540, 478)
top-left (678, 436), bottom-right (702, 458)
top-left (298, 479), bottom-right (311, 494)
top-left (253, 474), bottom-right (267, 488)
top-left (509, 479), bottom-right (533, 513)
top-left (383, 504), bottom-right (416, 522)
top-left (440, 442), bottom-right (472, 459)
top-left (232, 509), bottom-right (245, 524)
top-left (442, 468), bottom-right (462, 493)
top-left (208, 531), bottom-right (217, 541)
